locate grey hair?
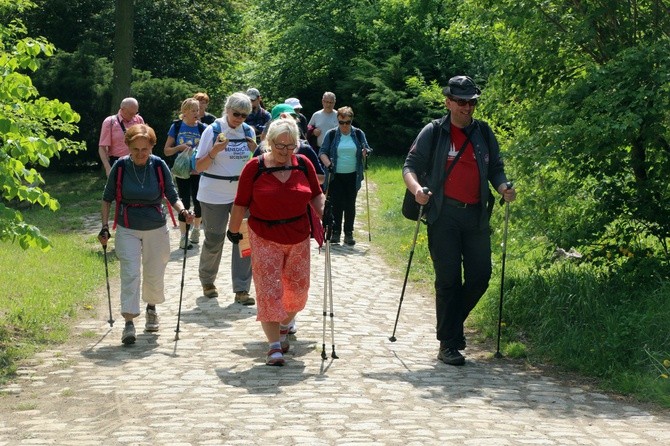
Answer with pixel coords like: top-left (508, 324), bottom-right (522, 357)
top-left (224, 92), bottom-right (252, 114)
top-left (120, 97), bottom-right (139, 109)
top-left (262, 117), bottom-right (299, 152)
top-left (323, 91), bottom-right (336, 102)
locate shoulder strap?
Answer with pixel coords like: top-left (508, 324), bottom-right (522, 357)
top-left (197, 121), bottom-right (207, 135)
top-left (172, 119), bottom-right (182, 137)
top-left (112, 162), bottom-right (124, 230)
top-left (242, 122), bottom-right (253, 139)
top-left (154, 158), bottom-right (165, 195)
top-left (253, 154), bottom-right (307, 182)
top-left (211, 120), bottom-right (222, 144)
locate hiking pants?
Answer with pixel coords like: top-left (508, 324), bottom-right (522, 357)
top-left (115, 224), bottom-right (170, 317)
top-left (199, 201), bottom-right (252, 293)
top-left (427, 202), bottom-right (492, 348)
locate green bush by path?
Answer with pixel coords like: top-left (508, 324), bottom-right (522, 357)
top-left (366, 157), bottom-right (670, 408)
top-left (0, 172), bottom-right (109, 383)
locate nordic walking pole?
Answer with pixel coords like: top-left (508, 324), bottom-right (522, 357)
top-left (102, 244), bottom-right (114, 327)
top-left (321, 173), bottom-right (337, 359)
top-left (364, 150), bottom-right (371, 242)
top-left (495, 182), bottom-right (513, 358)
top-left (389, 187), bottom-right (430, 342)
top-left (174, 222), bottom-right (190, 341)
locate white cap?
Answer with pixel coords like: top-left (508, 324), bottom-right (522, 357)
top-left (284, 97), bottom-right (302, 110)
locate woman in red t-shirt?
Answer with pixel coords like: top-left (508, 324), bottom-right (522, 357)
top-left (229, 118), bottom-right (325, 366)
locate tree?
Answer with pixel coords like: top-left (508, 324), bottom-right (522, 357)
top-left (110, 0), bottom-right (134, 112)
top-left (0, 0), bottom-right (84, 250)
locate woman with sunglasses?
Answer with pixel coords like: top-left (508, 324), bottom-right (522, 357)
top-left (228, 118), bottom-right (325, 365)
top-left (194, 92), bottom-right (258, 305)
top-left (318, 106), bottom-right (371, 246)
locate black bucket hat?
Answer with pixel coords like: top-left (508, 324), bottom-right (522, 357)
top-left (442, 76), bottom-right (481, 100)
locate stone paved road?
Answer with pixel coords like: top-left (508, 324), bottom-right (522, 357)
top-left (1, 195), bottom-right (669, 445)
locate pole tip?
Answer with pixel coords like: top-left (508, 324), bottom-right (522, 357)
top-left (388, 336), bottom-right (397, 342)
top-left (494, 351), bottom-right (503, 359)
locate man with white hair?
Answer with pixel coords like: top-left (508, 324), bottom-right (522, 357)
top-left (98, 97), bottom-right (145, 177)
top-left (307, 91), bottom-right (339, 149)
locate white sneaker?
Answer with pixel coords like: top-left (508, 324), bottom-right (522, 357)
top-left (179, 235), bottom-right (193, 250)
top-left (190, 227), bottom-right (200, 244)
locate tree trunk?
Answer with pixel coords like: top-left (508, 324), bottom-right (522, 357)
top-left (110, 0), bottom-right (134, 114)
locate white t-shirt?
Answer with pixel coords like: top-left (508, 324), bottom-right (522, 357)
top-left (196, 118), bottom-right (255, 204)
top-left (308, 109), bottom-right (339, 146)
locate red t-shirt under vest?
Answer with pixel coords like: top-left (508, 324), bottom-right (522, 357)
top-left (443, 124), bottom-right (480, 204)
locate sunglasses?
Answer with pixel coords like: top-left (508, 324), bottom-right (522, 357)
top-left (338, 120), bottom-right (352, 125)
top-left (449, 97), bottom-right (478, 107)
top-left (232, 111), bottom-right (248, 118)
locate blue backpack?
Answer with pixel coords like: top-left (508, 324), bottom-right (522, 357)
top-left (210, 120), bottom-right (254, 144)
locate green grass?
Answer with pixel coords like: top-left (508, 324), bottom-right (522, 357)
top-left (0, 171), bottom-right (110, 383)
top-left (365, 157), bottom-right (670, 408)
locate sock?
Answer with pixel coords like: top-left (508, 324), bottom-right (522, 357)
top-left (146, 304), bottom-right (155, 312)
top-left (279, 324), bottom-right (289, 342)
top-left (269, 341), bottom-right (282, 358)
top-left (125, 320), bottom-right (133, 326)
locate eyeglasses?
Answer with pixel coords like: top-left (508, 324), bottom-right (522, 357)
top-left (449, 97), bottom-right (478, 107)
top-left (232, 111), bottom-right (248, 118)
top-left (274, 142), bottom-right (297, 151)
top-left (338, 120), bottom-right (352, 125)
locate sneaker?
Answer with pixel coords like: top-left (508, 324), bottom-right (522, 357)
top-left (330, 232), bottom-right (341, 244)
top-left (288, 319), bottom-right (297, 335)
top-left (145, 309), bottom-right (159, 332)
top-left (203, 284), bottom-right (218, 298)
top-left (121, 322), bottom-right (136, 345)
top-left (189, 227), bottom-right (200, 244)
top-left (344, 233), bottom-right (356, 246)
top-left (234, 291), bottom-right (255, 306)
top-left (179, 235), bottom-right (193, 250)
top-left (438, 346), bottom-right (465, 366)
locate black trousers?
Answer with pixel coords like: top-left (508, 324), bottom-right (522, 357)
top-left (176, 174), bottom-right (202, 218)
top-left (329, 172), bottom-right (357, 235)
top-left (427, 201), bottom-right (491, 348)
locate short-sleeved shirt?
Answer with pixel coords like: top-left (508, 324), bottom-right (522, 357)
top-left (234, 154), bottom-right (322, 245)
top-left (98, 112), bottom-right (145, 158)
top-left (308, 110), bottom-right (339, 147)
top-left (196, 118), bottom-right (256, 204)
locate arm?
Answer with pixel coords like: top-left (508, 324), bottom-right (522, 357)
top-left (163, 136), bottom-right (189, 157)
top-left (99, 146), bottom-right (112, 177)
top-left (194, 127), bottom-right (228, 173)
top-left (228, 204), bottom-right (247, 234)
top-left (318, 131), bottom-right (334, 169)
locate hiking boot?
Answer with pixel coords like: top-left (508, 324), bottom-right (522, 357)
top-left (121, 322), bottom-right (136, 345)
top-left (145, 309), bottom-right (159, 332)
top-left (189, 227), bottom-right (201, 244)
top-left (458, 337), bottom-right (466, 350)
top-left (438, 346), bottom-right (465, 366)
top-left (344, 233), bottom-right (356, 246)
top-left (235, 291), bottom-right (255, 306)
top-left (330, 232), bottom-right (340, 244)
top-left (203, 284), bottom-right (218, 298)
top-left (179, 235), bottom-right (193, 250)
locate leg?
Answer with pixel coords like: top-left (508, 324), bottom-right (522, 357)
top-left (428, 206), bottom-right (464, 349)
top-left (199, 202), bottom-right (228, 287)
top-left (140, 225), bottom-right (171, 307)
top-left (231, 206), bottom-right (252, 296)
top-left (114, 226), bottom-right (142, 318)
top-left (461, 219), bottom-right (492, 321)
top-left (190, 174), bottom-right (202, 243)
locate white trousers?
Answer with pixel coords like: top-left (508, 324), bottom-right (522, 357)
top-left (115, 225), bottom-right (170, 317)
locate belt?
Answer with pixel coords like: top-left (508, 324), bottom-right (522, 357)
top-left (202, 172), bottom-right (239, 182)
top-left (444, 197), bottom-right (480, 208)
top-left (252, 214), bottom-right (304, 226)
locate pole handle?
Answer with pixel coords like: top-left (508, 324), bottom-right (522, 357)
top-left (499, 181), bottom-right (514, 206)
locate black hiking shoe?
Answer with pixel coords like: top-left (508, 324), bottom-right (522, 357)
top-left (438, 346), bottom-right (465, 366)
